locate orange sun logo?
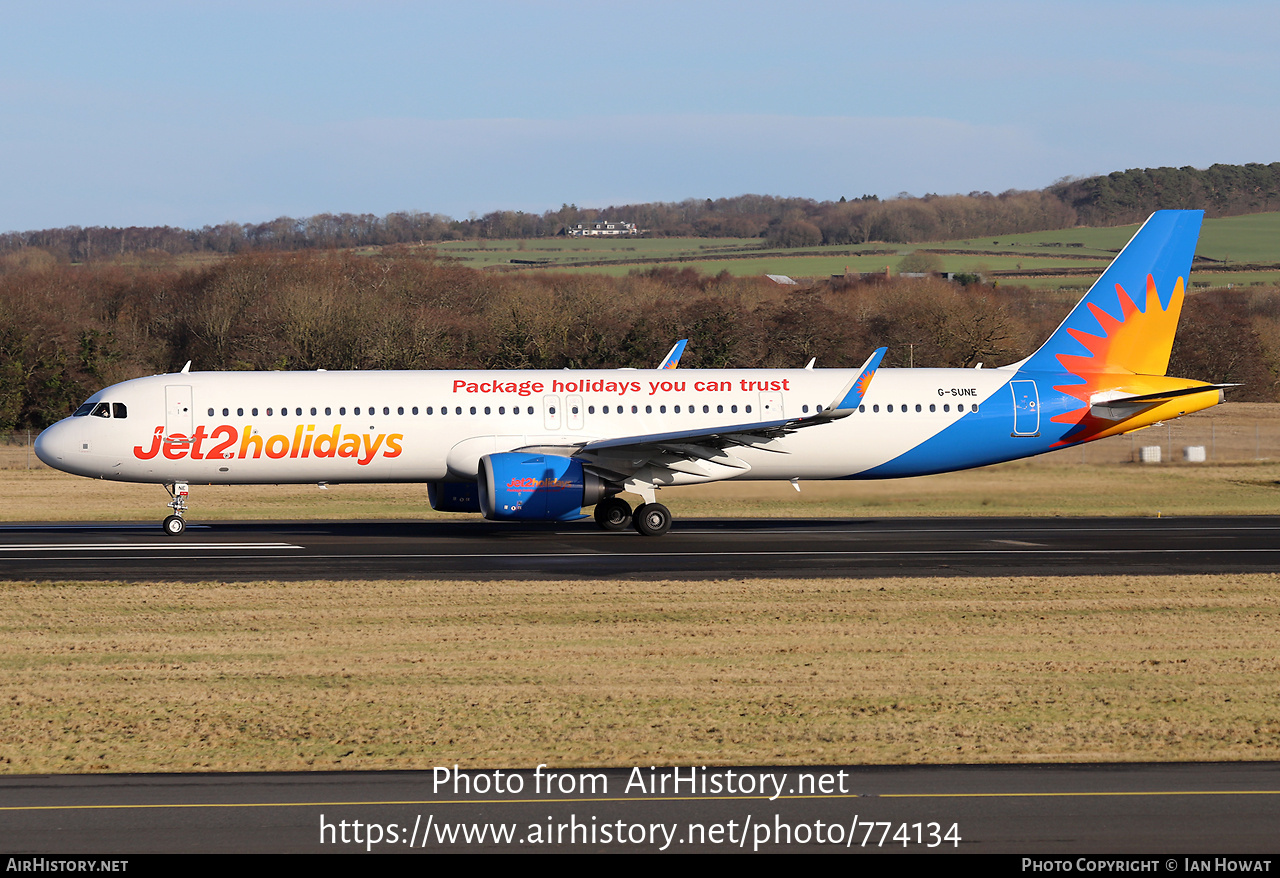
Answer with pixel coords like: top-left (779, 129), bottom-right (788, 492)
top-left (1050, 272), bottom-right (1184, 444)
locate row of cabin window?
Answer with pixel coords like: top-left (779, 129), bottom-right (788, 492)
top-left (204, 401), bottom-right (978, 418)
top-left (209, 405), bottom-right (423, 417)
top-left (856, 403), bottom-right (978, 413)
top-left (204, 402), bottom-right (769, 417)
top-left (74, 401), bottom-right (972, 424)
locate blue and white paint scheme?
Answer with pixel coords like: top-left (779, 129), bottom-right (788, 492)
top-left (35, 211), bottom-right (1225, 535)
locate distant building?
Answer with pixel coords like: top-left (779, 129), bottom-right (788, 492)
top-left (565, 221), bottom-right (638, 237)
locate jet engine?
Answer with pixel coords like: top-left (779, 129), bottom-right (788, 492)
top-left (478, 452), bottom-right (606, 521)
top-left (427, 481), bottom-right (482, 513)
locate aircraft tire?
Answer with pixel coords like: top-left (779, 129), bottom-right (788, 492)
top-left (162, 515), bottom-right (186, 536)
top-left (633, 502), bottom-right (672, 537)
top-left (593, 497), bottom-right (633, 531)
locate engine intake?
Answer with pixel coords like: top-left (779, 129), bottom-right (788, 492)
top-left (478, 452), bottom-right (605, 521)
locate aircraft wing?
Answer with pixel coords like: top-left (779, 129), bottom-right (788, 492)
top-left (519, 347), bottom-right (888, 485)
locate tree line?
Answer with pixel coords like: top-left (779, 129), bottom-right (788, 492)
top-left (1, 251), bottom-right (1274, 430)
top-left (3, 164), bottom-right (1278, 263)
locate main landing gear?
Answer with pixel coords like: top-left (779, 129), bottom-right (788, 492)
top-left (593, 496), bottom-right (672, 537)
top-left (162, 482), bottom-right (189, 535)
top-left (593, 497), bottom-right (633, 531)
top-left (633, 502), bottom-right (672, 537)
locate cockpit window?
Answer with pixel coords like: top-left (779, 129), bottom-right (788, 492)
top-left (73, 403), bottom-right (94, 417)
top-left (112, 403), bottom-right (128, 419)
top-left (91, 402), bottom-right (111, 418)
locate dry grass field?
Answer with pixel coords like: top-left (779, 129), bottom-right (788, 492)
top-left (0, 574), bottom-right (1276, 774)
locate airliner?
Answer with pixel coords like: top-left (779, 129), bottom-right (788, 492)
top-left (35, 210), bottom-right (1226, 536)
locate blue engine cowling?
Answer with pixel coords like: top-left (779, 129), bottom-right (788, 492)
top-left (428, 481), bottom-right (482, 513)
top-left (478, 452), bottom-right (606, 521)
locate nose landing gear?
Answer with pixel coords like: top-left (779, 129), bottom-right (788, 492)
top-left (162, 482), bottom-right (188, 535)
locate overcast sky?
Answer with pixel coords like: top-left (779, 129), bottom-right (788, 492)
top-left (3, 0), bottom-right (1277, 231)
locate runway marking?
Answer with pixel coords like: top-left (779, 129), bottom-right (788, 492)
top-left (0, 543), bottom-right (302, 552)
top-left (561, 525), bottom-right (1280, 536)
top-left (882, 790), bottom-right (1280, 798)
top-left (668, 525), bottom-right (1280, 532)
top-left (290, 548), bottom-right (1280, 559)
top-left (4, 789), bottom-right (1278, 812)
top-left (9, 547), bottom-right (1279, 564)
top-left (0, 523), bottom-right (209, 531)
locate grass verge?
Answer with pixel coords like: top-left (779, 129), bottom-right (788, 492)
top-left (1, 575), bottom-right (1276, 773)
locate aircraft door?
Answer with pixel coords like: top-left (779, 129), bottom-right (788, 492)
top-left (165, 385), bottom-right (193, 437)
top-left (567, 395), bottom-right (584, 430)
top-left (759, 392), bottom-right (784, 419)
top-left (1011, 380), bottom-right (1039, 436)
top-left (543, 395), bottom-right (561, 431)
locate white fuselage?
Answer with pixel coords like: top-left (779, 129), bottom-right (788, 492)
top-left (35, 367), bottom-right (1015, 486)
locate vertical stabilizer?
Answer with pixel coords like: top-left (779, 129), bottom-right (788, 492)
top-left (1018, 210), bottom-right (1203, 377)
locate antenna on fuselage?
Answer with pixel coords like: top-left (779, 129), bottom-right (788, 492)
top-left (180, 361), bottom-right (191, 374)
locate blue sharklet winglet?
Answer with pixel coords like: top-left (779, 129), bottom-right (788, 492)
top-left (658, 340), bottom-right (688, 370)
top-left (827, 347), bottom-right (886, 416)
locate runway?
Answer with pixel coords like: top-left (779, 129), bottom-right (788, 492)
top-left (3, 763), bottom-right (1278, 853)
top-left (2, 515), bottom-right (1279, 580)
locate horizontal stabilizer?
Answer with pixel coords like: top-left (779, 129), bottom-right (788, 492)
top-left (1089, 384), bottom-right (1232, 421)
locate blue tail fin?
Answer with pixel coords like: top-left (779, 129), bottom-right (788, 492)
top-left (1018, 210), bottom-right (1203, 376)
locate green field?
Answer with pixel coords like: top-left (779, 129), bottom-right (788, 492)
top-left (430, 212), bottom-right (1280, 289)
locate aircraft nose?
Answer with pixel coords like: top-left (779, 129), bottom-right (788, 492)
top-left (34, 420), bottom-right (76, 468)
